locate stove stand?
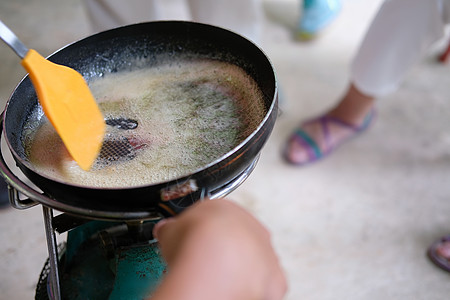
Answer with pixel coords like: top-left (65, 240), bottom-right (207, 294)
top-left (0, 140), bottom-right (259, 299)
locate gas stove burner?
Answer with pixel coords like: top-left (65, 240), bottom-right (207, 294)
top-left (30, 158), bottom-right (259, 299)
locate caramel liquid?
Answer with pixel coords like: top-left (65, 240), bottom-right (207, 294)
top-left (26, 59), bottom-right (266, 188)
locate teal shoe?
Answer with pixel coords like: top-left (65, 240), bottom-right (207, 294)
top-left (298, 0), bottom-right (342, 40)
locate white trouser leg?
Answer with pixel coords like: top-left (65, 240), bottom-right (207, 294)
top-left (186, 0), bottom-right (263, 44)
top-left (83, 0), bottom-right (263, 44)
top-left (83, 0), bottom-right (163, 33)
top-left (350, 0), bottom-right (450, 98)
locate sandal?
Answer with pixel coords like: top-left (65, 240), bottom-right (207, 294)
top-left (283, 110), bottom-right (374, 166)
top-left (427, 235), bottom-right (450, 272)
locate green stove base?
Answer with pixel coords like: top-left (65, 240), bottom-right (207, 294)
top-left (36, 221), bottom-right (167, 300)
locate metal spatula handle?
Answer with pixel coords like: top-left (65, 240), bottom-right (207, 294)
top-left (0, 20), bottom-right (29, 59)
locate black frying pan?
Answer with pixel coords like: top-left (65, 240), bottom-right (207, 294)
top-left (2, 21), bottom-right (277, 217)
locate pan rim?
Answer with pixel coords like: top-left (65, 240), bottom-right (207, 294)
top-left (3, 20), bottom-right (277, 193)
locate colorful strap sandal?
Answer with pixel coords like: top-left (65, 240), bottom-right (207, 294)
top-left (283, 110), bottom-right (374, 166)
top-left (427, 235), bottom-right (450, 272)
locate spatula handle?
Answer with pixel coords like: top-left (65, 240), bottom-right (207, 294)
top-left (0, 20), bottom-right (29, 59)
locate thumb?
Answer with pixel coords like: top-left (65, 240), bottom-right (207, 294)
top-left (153, 218), bottom-right (176, 240)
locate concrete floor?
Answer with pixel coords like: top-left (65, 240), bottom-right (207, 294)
top-left (1, 0), bottom-right (450, 299)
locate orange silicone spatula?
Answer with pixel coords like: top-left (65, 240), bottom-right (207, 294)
top-left (0, 20), bottom-right (105, 170)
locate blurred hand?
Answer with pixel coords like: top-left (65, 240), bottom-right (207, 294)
top-left (150, 199), bottom-right (287, 300)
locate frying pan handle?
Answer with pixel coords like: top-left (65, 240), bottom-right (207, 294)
top-left (157, 155), bottom-right (259, 216)
top-left (158, 180), bottom-right (208, 216)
